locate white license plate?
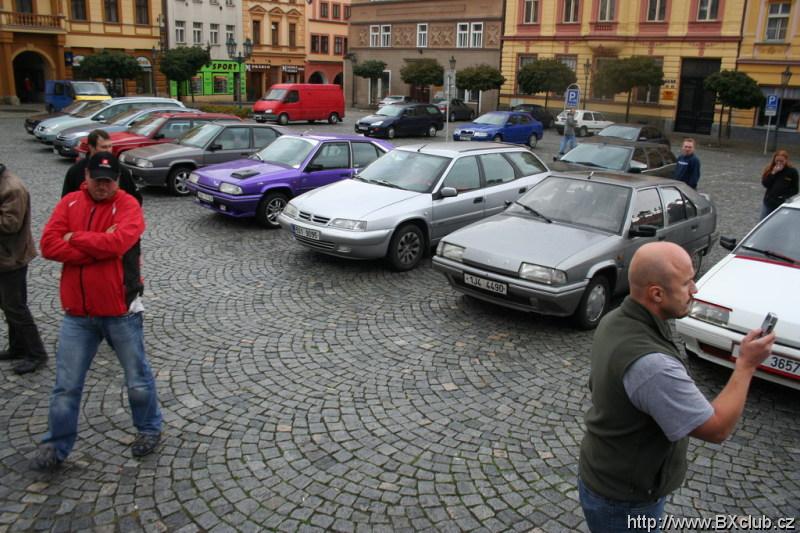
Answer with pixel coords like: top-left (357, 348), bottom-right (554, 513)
top-left (357, 125), bottom-right (368, 131)
top-left (461, 135), bottom-right (472, 141)
top-left (733, 344), bottom-right (800, 379)
top-left (197, 191), bottom-right (214, 203)
top-left (463, 273), bottom-right (507, 295)
top-left (294, 225), bottom-right (320, 240)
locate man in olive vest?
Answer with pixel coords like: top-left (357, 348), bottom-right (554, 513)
top-left (578, 242), bottom-right (774, 532)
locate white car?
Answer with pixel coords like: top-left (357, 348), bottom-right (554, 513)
top-left (378, 95), bottom-right (414, 107)
top-left (677, 197), bottom-right (800, 391)
top-left (555, 109), bottom-right (613, 137)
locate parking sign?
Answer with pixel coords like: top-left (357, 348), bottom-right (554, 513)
top-left (566, 88), bottom-right (580, 108)
top-left (766, 95), bottom-right (779, 117)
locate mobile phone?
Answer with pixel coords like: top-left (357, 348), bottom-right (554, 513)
top-left (760, 312), bottom-right (778, 336)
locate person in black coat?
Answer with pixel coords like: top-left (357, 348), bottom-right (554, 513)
top-left (760, 150), bottom-right (799, 220)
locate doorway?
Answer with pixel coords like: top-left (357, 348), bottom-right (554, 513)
top-left (308, 71), bottom-right (325, 84)
top-left (13, 51), bottom-right (49, 103)
top-left (410, 85), bottom-right (430, 103)
top-left (674, 58), bottom-right (720, 134)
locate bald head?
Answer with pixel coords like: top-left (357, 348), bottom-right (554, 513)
top-left (629, 242), bottom-right (697, 320)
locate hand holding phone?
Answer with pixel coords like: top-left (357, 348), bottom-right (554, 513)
top-left (760, 312), bottom-right (778, 337)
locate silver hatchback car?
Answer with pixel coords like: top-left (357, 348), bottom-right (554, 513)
top-left (278, 142), bottom-right (550, 270)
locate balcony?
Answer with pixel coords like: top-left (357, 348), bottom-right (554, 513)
top-left (0, 11), bottom-right (66, 32)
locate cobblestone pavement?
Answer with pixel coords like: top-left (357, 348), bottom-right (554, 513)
top-left (0, 114), bottom-right (798, 533)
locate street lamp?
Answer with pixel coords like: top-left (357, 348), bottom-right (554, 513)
top-left (446, 55), bottom-right (456, 142)
top-left (583, 59), bottom-right (592, 109)
top-left (151, 46), bottom-right (159, 96)
top-left (773, 66), bottom-right (792, 151)
top-left (226, 36), bottom-right (253, 108)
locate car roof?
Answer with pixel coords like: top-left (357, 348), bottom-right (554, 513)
top-left (149, 112), bottom-right (237, 119)
top-left (106, 96), bottom-right (181, 104)
top-left (581, 137), bottom-right (671, 149)
top-left (784, 194), bottom-right (800, 208)
top-left (546, 170), bottom-right (686, 189)
top-left (293, 133), bottom-right (387, 142)
top-left (604, 123), bottom-right (654, 129)
top-left (398, 142), bottom-right (535, 157)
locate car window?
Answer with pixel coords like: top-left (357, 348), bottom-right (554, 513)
top-left (253, 127), bottom-right (279, 148)
top-left (479, 153), bottom-right (516, 185)
top-left (631, 188), bottom-right (664, 227)
top-left (660, 187), bottom-right (689, 224)
top-left (95, 104), bottom-right (128, 121)
top-left (285, 90), bottom-right (299, 103)
top-left (684, 192), bottom-right (697, 218)
top-left (161, 119), bottom-right (192, 139)
top-left (352, 142), bottom-right (382, 168)
top-left (441, 156), bottom-right (481, 192)
top-left (632, 148), bottom-right (648, 166)
top-left (583, 112), bottom-right (593, 121)
top-left (310, 142), bottom-right (350, 170)
top-left (425, 106), bottom-right (439, 115)
top-left (508, 115), bottom-right (520, 125)
top-left (54, 82), bottom-right (64, 95)
top-left (214, 127), bottom-right (251, 150)
top-left (505, 151), bottom-right (546, 176)
top-left (519, 114), bottom-right (532, 124)
top-left (660, 147), bottom-right (677, 164)
top-left (646, 148), bottom-right (664, 168)
top-left (595, 113), bottom-right (606, 121)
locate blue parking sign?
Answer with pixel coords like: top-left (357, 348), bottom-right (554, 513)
top-left (766, 95), bottom-right (779, 117)
top-left (566, 88), bottom-right (580, 108)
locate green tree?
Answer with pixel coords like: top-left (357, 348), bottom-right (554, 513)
top-left (353, 60), bottom-right (387, 105)
top-left (77, 50), bottom-right (141, 96)
top-left (704, 69), bottom-right (764, 140)
top-left (456, 64), bottom-right (505, 93)
top-left (593, 56), bottom-right (664, 121)
top-left (400, 58), bottom-right (444, 88)
top-left (516, 59), bottom-right (576, 109)
top-left (159, 46), bottom-right (211, 102)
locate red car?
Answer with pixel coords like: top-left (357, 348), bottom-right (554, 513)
top-left (76, 112), bottom-right (241, 158)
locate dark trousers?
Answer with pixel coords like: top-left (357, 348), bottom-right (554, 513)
top-left (0, 265), bottom-right (47, 361)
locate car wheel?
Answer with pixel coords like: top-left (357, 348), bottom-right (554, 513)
top-left (387, 127), bottom-right (396, 139)
top-left (528, 134), bottom-right (538, 149)
top-left (167, 166), bottom-right (193, 197)
top-left (278, 113), bottom-right (289, 125)
top-left (427, 125), bottom-right (437, 137)
top-left (493, 134), bottom-right (502, 142)
top-left (548, 117), bottom-right (554, 129)
top-left (256, 191), bottom-right (289, 229)
top-left (579, 126), bottom-right (589, 137)
top-left (573, 275), bottom-right (610, 330)
top-left (387, 224), bottom-right (425, 271)
top-left (328, 112), bottom-right (340, 124)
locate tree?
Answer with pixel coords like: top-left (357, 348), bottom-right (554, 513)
top-left (353, 60), bottom-right (387, 105)
top-left (516, 59), bottom-right (577, 110)
top-left (400, 58), bottom-right (444, 88)
top-left (159, 46), bottom-right (211, 102)
top-left (456, 64), bottom-right (505, 93)
top-left (77, 50), bottom-right (142, 96)
top-left (593, 57), bottom-right (664, 121)
top-left (704, 69), bottom-right (764, 141)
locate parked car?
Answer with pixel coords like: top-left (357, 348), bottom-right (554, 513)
top-left (253, 83), bottom-right (344, 125)
top-left (355, 103), bottom-right (444, 139)
top-left (433, 172), bottom-right (717, 329)
top-left (555, 138), bottom-right (677, 177)
top-left (186, 134), bottom-right (393, 227)
top-left (25, 100), bottom-right (94, 135)
top-left (53, 107), bottom-right (201, 159)
top-left (378, 95), bottom-right (415, 107)
top-left (45, 80), bottom-right (110, 113)
top-left (555, 109), bottom-right (613, 136)
top-left (34, 96), bottom-right (185, 144)
top-left (677, 196), bottom-right (800, 390)
top-left (277, 142), bottom-right (550, 270)
top-left (511, 103), bottom-right (556, 129)
top-left (453, 111), bottom-right (543, 148)
top-left (433, 98), bottom-right (475, 122)
top-left (597, 123), bottom-right (671, 147)
top-left (120, 121), bottom-right (284, 196)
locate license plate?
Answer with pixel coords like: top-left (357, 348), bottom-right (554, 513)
top-left (52, 147), bottom-right (59, 154)
top-left (197, 191), bottom-right (214, 203)
top-left (294, 225), bottom-right (320, 240)
top-left (461, 135), bottom-right (472, 141)
top-left (463, 273), bottom-right (507, 295)
top-left (733, 344), bottom-right (800, 379)
top-left (357, 125), bottom-right (367, 131)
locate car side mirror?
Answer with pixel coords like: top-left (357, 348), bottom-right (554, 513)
top-left (440, 187), bottom-right (458, 198)
top-left (628, 224), bottom-right (658, 238)
top-left (208, 143), bottom-right (222, 151)
top-left (305, 163), bottom-right (324, 172)
top-left (628, 160), bottom-right (648, 173)
top-left (719, 236), bottom-right (737, 251)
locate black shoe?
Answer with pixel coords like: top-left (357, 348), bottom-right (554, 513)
top-left (12, 358), bottom-right (46, 375)
top-left (131, 432), bottom-right (161, 458)
top-left (30, 445), bottom-right (62, 472)
top-left (0, 350), bottom-right (24, 361)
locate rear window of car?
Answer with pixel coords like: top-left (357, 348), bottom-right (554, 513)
top-left (506, 151), bottom-right (546, 176)
top-left (352, 142), bottom-right (383, 168)
top-left (426, 106), bottom-right (440, 115)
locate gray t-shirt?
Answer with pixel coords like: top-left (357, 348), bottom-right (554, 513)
top-left (623, 353), bottom-right (714, 442)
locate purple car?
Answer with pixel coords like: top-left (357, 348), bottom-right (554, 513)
top-left (186, 134), bottom-right (394, 227)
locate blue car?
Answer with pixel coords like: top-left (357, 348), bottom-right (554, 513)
top-left (453, 111), bottom-right (543, 148)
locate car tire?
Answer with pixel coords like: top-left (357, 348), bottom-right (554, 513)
top-left (427, 125), bottom-right (437, 137)
top-left (387, 127), bottom-right (396, 139)
top-left (328, 112), bottom-right (340, 124)
top-left (278, 113), bottom-right (289, 125)
top-left (387, 223), bottom-right (425, 271)
top-left (256, 191), bottom-right (289, 229)
top-left (528, 134), bottom-right (538, 149)
top-left (573, 275), bottom-right (610, 330)
top-left (167, 166), bottom-right (193, 196)
top-left (579, 126), bottom-right (589, 137)
top-left (493, 134), bottom-right (502, 142)
top-left (547, 117), bottom-right (554, 129)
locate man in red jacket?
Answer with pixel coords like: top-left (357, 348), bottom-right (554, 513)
top-left (32, 152), bottom-right (161, 471)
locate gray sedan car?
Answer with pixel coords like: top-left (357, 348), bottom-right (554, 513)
top-left (432, 172), bottom-right (717, 328)
top-left (278, 142), bottom-right (550, 270)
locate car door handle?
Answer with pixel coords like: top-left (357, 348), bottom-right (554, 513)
top-left (518, 187), bottom-right (527, 194)
top-left (690, 224), bottom-right (698, 230)
top-left (473, 197), bottom-right (483, 204)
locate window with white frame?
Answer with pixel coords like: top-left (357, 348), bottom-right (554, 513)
top-left (380, 25), bottom-right (391, 47)
top-left (598, 0), bottom-right (614, 21)
top-left (175, 20), bottom-right (185, 44)
top-left (766, 2), bottom-right (791, 41)
top-left (225, 25), bottom-right (234, 44)
top-left (518, 54), bottom-right (537, 93)
top-left (558, 55), bottom-right (577, 72)
top-left (193, 22), bottom-right (203, 44)
top-left (417, 23), bottom-right (428, 48)
top-left (564, 0), bottom-right (579, 22)
top-left (523, 0), bottom-right (539, 23)
top-left (370, 25), bottom-right (380, 47)
top-left (697, 0), bottom-right (718, 20)
top-left (470, 22), bottom-right (483, 48)
top-left (647, 0), bottom-right (666, 21)
top-left (210, 23), bottom-right (219, 44)
top-left (458, 88), bottom-right (477, 103)
top-left (456, 22), bottom-right (470, 48)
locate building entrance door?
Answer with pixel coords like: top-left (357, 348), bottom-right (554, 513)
top-left (13, 51), bottom-right (48, 103)
top-left (674, 58), bottom-right (720, 135)
top-left (410, 85), bottom-right (430, 103)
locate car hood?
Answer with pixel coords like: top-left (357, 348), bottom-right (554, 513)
top-left (38, 115), bottom-right (87, 130)
top-left (459, 122), bottom-right (500, 132)
top-left (29, 112), bottom-right (64, 122)
top-left (125, 142), bottom-right (199, 161)
top-left (358, 114), bottom-right (396, 125)
top-left (111, 132), bottom-right (151, 145)
top-left (196, 159), bottom-right (295, 186)
top-left (58, 124), bottom-right (100, 139)
top-left (550, 160), bottom-right (621, 173)
top-left (292, 179), bottom-right (422, 219)
top-left (444, 214), bottom-right (612, 271)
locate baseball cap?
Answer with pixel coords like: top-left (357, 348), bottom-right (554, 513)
top-left (87, 152), bottom-right (120, 180)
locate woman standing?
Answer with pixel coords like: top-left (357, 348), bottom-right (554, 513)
top-left (760, 150), bottom-right (799, 220)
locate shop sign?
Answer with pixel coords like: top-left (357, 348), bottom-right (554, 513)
top-left (137, 57), bottom-right (152, 69)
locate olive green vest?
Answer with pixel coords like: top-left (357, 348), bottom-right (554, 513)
top-left (579, 297), bottom-right (689, 502)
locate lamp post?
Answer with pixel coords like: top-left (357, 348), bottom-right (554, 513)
top-left (773, 66), bottom-right (792, 151)
top-left (226, 36), bottom-right (253, 108)
top-left (150, 46), bottom-right (159, 96)
top-left (582, 59), bottom-right (592, 109)
top-left (446, 55), bottom-right (456, 142)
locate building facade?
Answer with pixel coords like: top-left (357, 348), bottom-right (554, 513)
top-left (344, 0), bottom-right (503, 112)
top-left (305, 0), bottom-right (349, 86)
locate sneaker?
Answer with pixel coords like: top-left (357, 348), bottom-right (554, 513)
top-left (0, 350), bottom-right (23, 361)
top-left (131, 432), bottom-right (161, 458)
top-left (30, 445), bottom-right (62, 472)
top-left (12, 358), bottom-right (46, 375)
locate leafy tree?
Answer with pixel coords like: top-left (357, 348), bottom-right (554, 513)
top-left (353, 60), bottom-right (387, 105)
top-left (705, 69), bottom-right (764, 140)
top-left (456, 64), bottom-right (505, 93)
top-left (77, 50), bottom-right (141, 96)
top-left (159, 46), bottom-right (211, 102)
top-left (593, 56), bottom-right (664, 121)
top-left (400, 58), bottom-right (444, 87)
top-left (517, 59), bottom-right (576, 109)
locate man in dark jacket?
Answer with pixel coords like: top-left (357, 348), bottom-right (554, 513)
top-left (32, 152), bottom-right (161, 472)
top-left (578, 242), bottom-right (774, 532)
top-left (0, 163), bottom-right (48, 375)
top-left (672, 138), bottom-right (701, 189)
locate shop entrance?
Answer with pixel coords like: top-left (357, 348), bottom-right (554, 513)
top-left (13, 51), bottom-right (49, 103)
top-left (674, 58), bottom-right (720, 135)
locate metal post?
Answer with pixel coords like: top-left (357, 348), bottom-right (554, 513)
top-left (773, 88), bottom-right (785, 152)
top-left (764, 115), bottom-right (773, 155)
top-left (445, 72), bottom-right (450, 142)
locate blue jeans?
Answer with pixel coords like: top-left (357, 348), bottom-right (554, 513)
top-left (579, 477), bottom-right (667, 533)
top-left (559, 133), bottom-right (577, 154)
top-left (43, 313), bottom-right (162, 461)
top-left (760, 202), bottom-right (775, 221)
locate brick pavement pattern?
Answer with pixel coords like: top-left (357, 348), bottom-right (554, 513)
top-left (0, 115), bottom-right (798, 532)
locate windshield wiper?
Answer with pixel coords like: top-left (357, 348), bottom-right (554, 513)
top-left (567, 160), bottom-right (603, 168)
top-left (372, 179), bottom-right (404, 190)
top-left (513, 201), bottom-right (552, 223)
top-left (741, 245), bottom-right (798, 264)
top-left (249, 153), bottom-right (262, 161)
top-left (352, 175), bottom-right (368, 182)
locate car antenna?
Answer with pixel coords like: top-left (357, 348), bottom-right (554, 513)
top-left (588, 171), bottom-right (594, 179)
top-left (417, 144), bottom-right (428, 152)
top-left (301, 129), bottom-right (311, 136)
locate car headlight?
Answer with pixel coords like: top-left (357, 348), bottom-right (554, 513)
top-left (135, 158), bottom-right (153, 168)
top-left (282, 203), bottom-right (299, 218)
top-left (371, 121), bottom-right (384, 126)
top-left (219, 182), bottom-right (243, 195)
top-left (437, 242), bottom-right (465, 262)
top-left (263, 109), bottom-right (272, 113)
top-left (454, 129), bottom-right (462, 135)
top-left (473, 132), bottom-right (489, 137)
top-left (519, 263), bottom-right (567, 285)
top-left (688, 300), bottom-right (730, 327)
top-left (188, 172), bottom-right (199, 184)
top-left (329, 218), bottom-right (367, 231)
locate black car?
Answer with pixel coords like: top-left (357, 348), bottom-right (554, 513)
top-left (597, 123), bottom-right (671, 147)
top-left (355, 103), bottom-right (444, 139)
top-left (554, 138), bottom-right (677, 178)
top-left (511, 103), bottom-right (556, 128)
top-left (433, 98), bottom-right (475, 122)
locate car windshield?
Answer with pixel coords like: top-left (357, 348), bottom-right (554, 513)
top-left (383, 96), bottom-right (403, 102)
top-left (598, 125), bottom-right (639, 141)
top-left (129, 116), bottom-right (167, 137)
top-left (473, 113), bottom-right (507, 126)
top-left (357, 150), bottom-right (450, 193)
top-left (75, 102), bottom-right (108, 118)
top-left (376, 105), bottom-right (404, 117)
top-left (103, 107), bottom-right (137, 124)
top-left (63, 101), bottom-right (89, 114)
top-left (738, 207), bottom-right (800, 264)
top-left (432, 97), bottom-right (446, 104)
top-left (107, 108), bottom-right (141, 124)
top-left (254, 137), bottom-right (317, 168)
top-left (561, 143), bottom-right (632, 171)
top-left (72, 81), bottom-right (109, 96)
top-left (179, 123), bottom-right (222, 147)
top-left (510, 177), bottom-right (631, 234)
top-left (261, 89), bottom-right (287, 101)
